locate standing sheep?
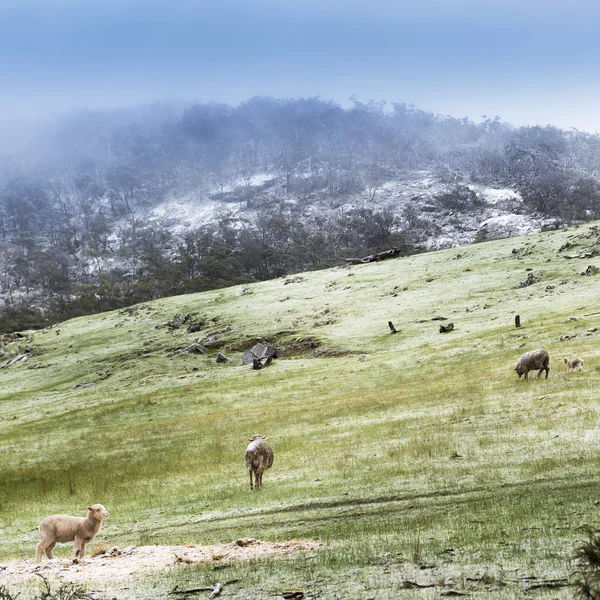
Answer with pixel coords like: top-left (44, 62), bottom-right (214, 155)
top-left (564, 357), bottom-right (584, 372)
top-left (35, 504), bottom-right (109, 563)
top-left (514, 348), bottom-right (550, 379)
top-left (245, 435), bottom-right (274, 490)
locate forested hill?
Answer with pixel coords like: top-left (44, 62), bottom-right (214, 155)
top-left (1, 97), bottom-right (600, 332)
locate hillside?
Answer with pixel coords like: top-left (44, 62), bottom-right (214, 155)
top-left (1, 222), bottom-right (600, 598)
top-left (1, 98), bottom-right (600, 331)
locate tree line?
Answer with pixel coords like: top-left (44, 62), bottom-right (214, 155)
top-left (0, 97), bottom-right (599, 332)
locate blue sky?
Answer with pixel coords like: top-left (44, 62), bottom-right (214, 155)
top-left (2, 0), bottom-right (600, 131)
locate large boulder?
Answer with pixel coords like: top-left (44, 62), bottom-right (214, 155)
top-left (476, 214), bottom-right (540, 241)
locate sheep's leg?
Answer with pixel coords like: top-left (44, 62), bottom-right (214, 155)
top-left (537, 368), bottom-right (543, 378)
top-left (524, 371), bottom-right (528, 379)
top-left (73, 538), bottom-right (86, 561)
top-left (256, 468), bottom-right (263, 490)
top-left (45, 541), bottom-right (56, 559)
top-left (249, 470), bottom-right (254, 490)
top-left (35, 541), bottom-right (46, 564)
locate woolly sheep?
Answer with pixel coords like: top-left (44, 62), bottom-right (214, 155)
top-left (245, 435), bottom-right (274, 490)
top-left (515, 348), bottom-right (550, 379)
top-left (35, 504), bottom-right (109, 563)
top-left (564, 357), bottom-right (584, 372)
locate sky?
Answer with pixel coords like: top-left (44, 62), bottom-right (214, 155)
top-left (2, 0), bottom-right (600, 132)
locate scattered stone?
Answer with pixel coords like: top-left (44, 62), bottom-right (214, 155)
top-left (560, 335), bottom-right (576, 341)
top-left (167, 313), bottom-right (191, 330)
top-left (439, 323), bottom-right (454, 333)
top-left (585, 265), bottom-right (598, 276)
top-left (431, 316), bottom-right (447, 321)
top-left (185, 320), bottom-right (206, 334)
top-left (357, 354), bottom-right (368, 361)
top-left (73, 381), bottom-right (92, 389)
top-left (242, 344), bottom-right (282, 368)
top-left (284, 276), bottom-right (308, 285)
top-left (175, 343), bottom-right (207, 355)
top-left (216, 353), bottom-right (228, 363)
top-left (517, 272), bottom-right (540, 288)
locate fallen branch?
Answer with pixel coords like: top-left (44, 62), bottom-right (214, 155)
top-left (344, 248), bottom-right (402, 264)
top-left (169, 580), bottom-right (240, 597)
top-left (505, 576), bottom-right (569, 590)
top-left (400, 581), bottom-right (436, 589)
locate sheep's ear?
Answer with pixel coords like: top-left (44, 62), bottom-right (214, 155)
top-left (262, 436), bottom-right (268, 440)
top-left (248, 438), bottom-right (253, 441)
top-left (87, 506), bottom-right (93, 511)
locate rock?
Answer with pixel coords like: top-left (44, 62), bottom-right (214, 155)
top-left (185, 320), bottom-right (206, 334)
top-left (216, 353), bottom-right (228, 363)
top-left (477, 214), bottom-right (540, 242)
top-left (517, 272), bottom-right (540, 288)
top-left (176, 343), bottom-right (207, 355)
top-left (585, 265), bottom-right (598, 276)
top-left (167, 313), bottom-right (191, 330)
top-left (357, 354), bottom-right (368, 361)
top-left (242, 344), bottom-right (282, 365)
top-left (439, 323), bottom-right (454, 333)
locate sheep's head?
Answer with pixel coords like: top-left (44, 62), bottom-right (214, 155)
top-left (564, 357), bottom-right (569, 364)
top-left (248, 434), bottom-right (267, 441)
top-left (88, 504), bottom-right (109, 521)
top-left (515, 364), bottom-right (525, 377)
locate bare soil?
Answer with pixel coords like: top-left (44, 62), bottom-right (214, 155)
top-left (1, 538), bottom-right (322, 586)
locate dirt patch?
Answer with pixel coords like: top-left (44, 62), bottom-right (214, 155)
top-left (1, 538), bottom-right (322, 586)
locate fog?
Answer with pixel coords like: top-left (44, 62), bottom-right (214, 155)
top-left (2, 0), bottom-right (600, 133)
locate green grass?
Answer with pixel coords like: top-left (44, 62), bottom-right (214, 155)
top-left (2, 223), bottom-right (600, 598)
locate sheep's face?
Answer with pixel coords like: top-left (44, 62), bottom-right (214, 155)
top-left (515, 365), bottom-right (525, 377)
top-left (248, 434), bottom-right (266, 442)
top-left (88, 504), bottom-right (109, 521)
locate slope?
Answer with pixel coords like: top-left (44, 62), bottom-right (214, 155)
top-left (1, 223), bottom-right (600, 598)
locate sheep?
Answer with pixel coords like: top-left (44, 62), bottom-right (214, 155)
top-left (564, 357), bottom-right (584, 372)
top-left (245, 435), bottom-right (274, 490)
top-left (514, 348), bottom-right (550, 379)
top-left (35, 504), bottom-right (109, 563)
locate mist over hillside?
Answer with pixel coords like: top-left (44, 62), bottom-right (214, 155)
top-left (1, 96), bottom-right (600, 332)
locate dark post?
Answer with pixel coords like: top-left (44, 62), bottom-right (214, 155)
top-left (388, 321), bottom-right (397, 334)
top-left (515, 315), bottom-right (521, 328)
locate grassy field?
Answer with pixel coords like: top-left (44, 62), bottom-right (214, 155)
top-left (2, 223), bottom-right (600, 598)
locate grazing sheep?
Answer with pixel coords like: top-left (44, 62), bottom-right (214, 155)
top-left (245, 435), bottom-right (274, 490)
top-left (35, 504), bottom-right (109, 563)
top-left (515, 348), bottom-right (550, 379)
top-left (564, 357), bottom-right (584, 372)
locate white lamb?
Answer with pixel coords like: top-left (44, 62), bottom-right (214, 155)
top-left (35, 504), bottom-right (109, 563)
